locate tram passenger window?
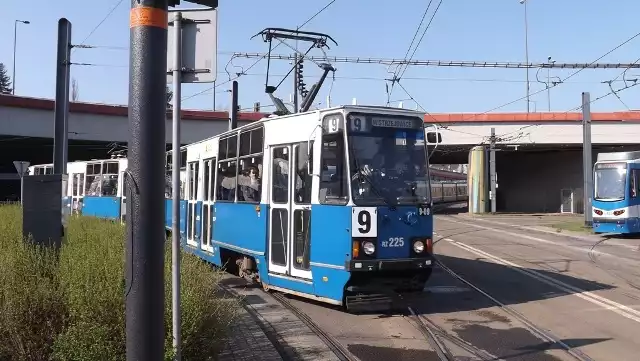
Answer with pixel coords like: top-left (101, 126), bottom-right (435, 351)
top-left (203, 160), bottom-right (211, 201)
top-left (319, 134), bottom-right (348, 205)
top-left (219, 138), bottom-right (228, 159)
top-left (632, 170), bottom-right (639, 198)
top-left (101, 162), bottom-right (119, 196)
top-left (85, 163), bottom-right (101, 196)
top-left (227, 135), bottom-right (237, 158)
top-left (294, 143), bottom-right (313, 204)
top-left (272, 147), bottom-right (289, 204)
top-left (180, 150), bottom-right (187, 169)
top-left (293, 209), bottom-right (311, 270)
top-left (188, 162), bottom-right (199, 200)
top-left (164, 174), bottom-right (172, 198)
top-left (237, 157), bottom-right (262, 203)
top-left (239, 131), bottom-right (251, 156)
top-left (237, 128), bottom-right (264, 203)
top-left (72, 174), bottom-right (79, 196)
top-left (216, 161), bottom-right (237, 201)
top-left (206, 160), bottom-right (216, 201)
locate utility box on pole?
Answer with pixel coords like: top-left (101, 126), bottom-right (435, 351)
top-left (22, 174), bottom-right (68, 248)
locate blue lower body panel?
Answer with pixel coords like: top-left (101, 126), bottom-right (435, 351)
top-left (83, 196), bottom-right (121, 220)
top-left (593, 217), bottom-right (640, 234)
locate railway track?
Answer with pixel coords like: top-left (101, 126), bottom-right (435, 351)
top-left (434, 258), bottom-right (597, 361)
top-left (220, 255), bottom-right (599, 361)
top-left (270, 292), bottom-right (359, 361)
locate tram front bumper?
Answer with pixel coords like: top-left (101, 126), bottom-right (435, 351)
top-left (345, 257), bottom-right (434, 272)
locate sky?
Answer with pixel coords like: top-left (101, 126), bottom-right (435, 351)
top-left (3, 0), bottom-right (640, 115)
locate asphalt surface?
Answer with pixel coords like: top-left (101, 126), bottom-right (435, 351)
top-left (429, 209), bottom-right (640, 361)
top-left (220, 204), bottom-right (640, 360)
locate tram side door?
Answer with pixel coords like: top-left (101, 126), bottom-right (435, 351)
top-left (201, 158), bottom-right (216, 253)
top-left (290, 143), bottom-right (313, 279)
top-left (186, 161), bottom-right (200, 247)
top-left (268, 145), bottom-right (292, 275)
top-left (267, 143), bottom-right (313, 279)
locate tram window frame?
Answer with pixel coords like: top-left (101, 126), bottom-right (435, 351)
top-left (101, 161), bottom-right (120, 196)
top-left (631, 169), bottom-right (639, 198)
top-left (294, 142), bottom-right (313, 205)
top-left (271, 146), bottom-right (290, 205)
top-left (85, 163), bottom-right (102, 196)
top-left (319, 132), bottom-right (349, 205)
top-left (237, 127), bottom-right (264, 204)
top-left (216, 133), bottom-right (239, 202)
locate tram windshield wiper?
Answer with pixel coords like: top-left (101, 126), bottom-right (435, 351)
top-left (350, 154), bottom-right (396, 207)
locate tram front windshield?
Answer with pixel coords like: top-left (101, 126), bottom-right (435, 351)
top-left (594, 163), bottom-right (627, 201)
top-left (348, 118), bottom-right (429, 206)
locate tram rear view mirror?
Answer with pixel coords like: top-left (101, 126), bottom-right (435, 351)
top-left (426, 132), bottom-right (442, 144)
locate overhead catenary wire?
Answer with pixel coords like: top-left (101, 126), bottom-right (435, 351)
top-left (388, 0), bottom-right (435, 104)
top-left (70, 62), bottom-right (635, 85)
top-left (397, 0), bottom-right (443, 81)
top-left (231, 53), bottom-right (640, 69)
top-left (72, 0), bottom-right (126, 53)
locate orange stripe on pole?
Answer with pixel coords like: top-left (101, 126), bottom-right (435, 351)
top-left (130, 7), bottom-right (168, 29)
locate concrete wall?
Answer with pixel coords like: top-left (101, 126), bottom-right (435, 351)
top-left (495, 146), bottom-right (640, 213)
top-left (0, 106), bottom-right (250, 143)
top-left (438, 122), bottom-right (640, 146)
top-left (495, 150), bottom-right (585, 213)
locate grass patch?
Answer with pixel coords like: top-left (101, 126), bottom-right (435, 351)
top-left (551, 220), bottom-right (594, 234)
top-left (0, 204), bottom-right (240, 361)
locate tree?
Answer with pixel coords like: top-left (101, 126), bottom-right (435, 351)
top-left (71, 78), bottom-right (80, 101)
top-left (0, 63), bottom-right (12, 94)
top-left (167, 86), bottom-right (173, 108)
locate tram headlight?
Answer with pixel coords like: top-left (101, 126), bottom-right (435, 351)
top-left (362, 241), bottom-right (375, 255)
top-left (413, 240), bottom-right (425, 253)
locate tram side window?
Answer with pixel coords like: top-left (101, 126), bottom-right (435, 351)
top-left (237, 127), bottom-right (264, 203)
top-left (319, 133), bottom-right (348, 205)
top-left (217, 135), bottom-right (238, 201)
top-left (631, 169), bottom-right (639, 198)
top-left (85, 163), bottom-right (102, 196)
top-left (272, 147), bottom-right (289, 204)
top-left (101, 162), bottom-right (119, 196)
top-left (294, 142), bottom-right (313, 204)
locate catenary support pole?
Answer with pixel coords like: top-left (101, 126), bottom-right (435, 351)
top-left (293, 52), bottom-right (299, 112)
top-left (230, 80), bottom-right (238, 130)
top-left (53, 18), bottom-right (71, 175)
top-left (582, 92), bottom-right (593, 227)
top-left (171, 10), bottom-right (183, 361)
top-left (489, 128), bottom-right (497, 213)
top-left (126, 1), bottom-right (167, 360)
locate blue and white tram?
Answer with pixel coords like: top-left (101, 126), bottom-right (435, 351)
top-left (166, 105), bottom-right (442, 311)
top-left (592, 151), bottom-right (640, 234)
top-left (28, 157), bottom-right (129, 221)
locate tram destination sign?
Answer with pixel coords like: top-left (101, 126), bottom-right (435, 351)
top-left (371, 117), bottom-right (422, 129)
top-left (595, 162), bottom-right (626, 169)
top-left (371, 118), bottom-right (416, 129)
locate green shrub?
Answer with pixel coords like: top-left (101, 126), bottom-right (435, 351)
top-left (0, 204), bottom-right (239, 361)
top-left (0, 206), bottom-right (66, 361)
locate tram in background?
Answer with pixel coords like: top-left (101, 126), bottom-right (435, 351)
top-left (592, 150), bottom-right (640, 234)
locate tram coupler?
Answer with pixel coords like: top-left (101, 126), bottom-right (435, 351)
top-left (344, 285), bottom-right (407, 313)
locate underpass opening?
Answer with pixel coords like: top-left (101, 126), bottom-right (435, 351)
top-left (494, 144), bottom-right (640, 213)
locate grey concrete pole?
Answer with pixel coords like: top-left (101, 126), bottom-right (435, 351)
top-left (126, 0), bottom-right (167, 359)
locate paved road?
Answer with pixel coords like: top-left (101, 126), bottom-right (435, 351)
top-left (430, 212), bottom-right (640, 361)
